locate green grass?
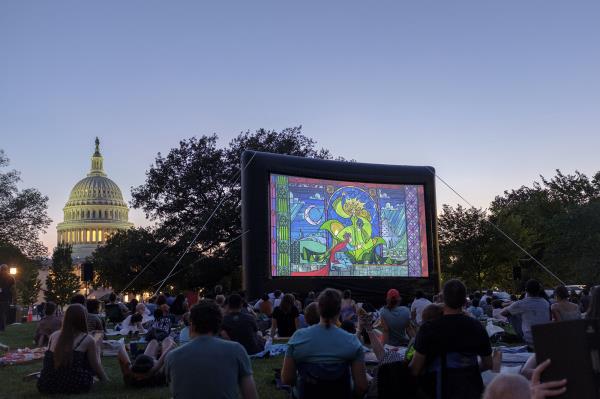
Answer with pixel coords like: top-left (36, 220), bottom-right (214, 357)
top-left (0, 323), bottom-right (287, 399)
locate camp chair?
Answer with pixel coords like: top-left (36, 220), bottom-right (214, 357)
top-left (377, 361), bottom-right (420, 399)
top-left (425, 352), bottom-right (483, 399)
top-left (294, 362), bottom-right (352, 399)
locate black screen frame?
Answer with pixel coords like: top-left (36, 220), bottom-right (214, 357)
top-left (241, 151), bottom-right (440, 301)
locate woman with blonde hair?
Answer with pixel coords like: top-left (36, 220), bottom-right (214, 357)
top-left (38, 303), bottom-right (108, 394)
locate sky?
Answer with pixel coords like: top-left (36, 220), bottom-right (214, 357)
top-left (1, 1), bottom-right (599, 255)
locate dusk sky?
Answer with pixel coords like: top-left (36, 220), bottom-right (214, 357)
top-left (1, 1), bottom-right (599, 254)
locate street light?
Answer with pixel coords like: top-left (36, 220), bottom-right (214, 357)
top-left (9, 267), bottom-right (17, 275)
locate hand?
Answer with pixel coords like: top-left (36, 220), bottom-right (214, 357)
top-left (530, 359), bottom-right (567, 399)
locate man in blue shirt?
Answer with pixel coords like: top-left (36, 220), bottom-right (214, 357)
top-left (165, 300), bottom-right (258, 399)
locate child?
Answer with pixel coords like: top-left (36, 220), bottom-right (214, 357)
top-left (129, 303), bottom-right (149, 336)
top-left (146, 304), bottom-right (171, 342)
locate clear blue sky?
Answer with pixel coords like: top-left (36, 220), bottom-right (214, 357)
top-left (1, 1), bottom-right (599, 254)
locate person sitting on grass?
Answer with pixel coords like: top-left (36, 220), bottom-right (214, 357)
top-left (165, 300), bottom-right (258, 399)
top-left (271, 293), bottom-right (300, 338)
top-left (501, 279), bottom-right (551, 347)
top-left (85, 299), bottom-right (104, 333)
top-left (37, 304), bottom-right (109, 394)
top-left (281, 288), bottom-right (368, 399)
top-left (147, 304), bottom-right (172, 342)
top-left (303, 302), bottom-right (320, 327)
top-left (221, 293), bottom-right (265, 355)
top-left (129, 303), bottom-right (150, 336)
top-left (551, 285), bottom-right (581, 321)
top-left (179, 312), bottom-right (191, 344)
top-left (117, 337), bottom-right (176, 388)
top-left (34, 301), bottom-right (62, 347)
top-left (409, 279), bottom-right (493, 399)
top-left (484, 358), bottom-right (567, 399)
top-left (491, 300), bottom-right (507, 322)
top-left (378, 289), bottom-right (411, 346)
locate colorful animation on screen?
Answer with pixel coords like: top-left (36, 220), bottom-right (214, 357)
top-left (270, 174), bottom-right (429, 277)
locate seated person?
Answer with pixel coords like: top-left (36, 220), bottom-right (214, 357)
top-left (409, 279), bottom-right (493, 399)
top-left (70, 294), bottom-right (86, 305)
top-left (482, 297), bottom-right (494, 317)
top-left (37, 304), bottom-right (108, 394)
top-left (378, 289), bottom-right (410, 346)
top-left (298, 302), bottom-right (320, 329)
top-left (117, 337), bottom-right (176, 388)
top-left (147, 304), bottom-right (172, 342)
top-left (491, 300), bottom-right (507, 322)
top-left (164, 300), bottom-right (258, 399)
top-left (85, 299), bottom-right (104, 332)
top-left (303, 302), bottom-right (320, 327)
top-left (106, 292), bottom-right (130, 323)
top-left (271, 294), bottom-right (300, 338)
top-left (129, 303), bottom-right (152, 335)
top-left (501, 279), bottom-right (551, 347)
top-left (467, 297), bottom-right (484, 319)
top-left (179, 312), bottom-right (191, 344)
top-left (34, 302), bottom-right (62, 347)
top-left (281, 288), bottom-right (368, 399)
top-left (254, 293), bottom-right (273, 317)
top-left (486, 358), bottom-right (567, 399)
top-left (221, 294), bottom-right (264, 355)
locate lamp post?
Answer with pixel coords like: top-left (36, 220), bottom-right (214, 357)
top-left (9, 267), bottom-right (17, 275)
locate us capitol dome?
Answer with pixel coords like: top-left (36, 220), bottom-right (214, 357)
top-left (56, 137), bottom-right (134, 260)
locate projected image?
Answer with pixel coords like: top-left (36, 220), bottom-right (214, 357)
top-left (270, 174), bottom-right (429, 278)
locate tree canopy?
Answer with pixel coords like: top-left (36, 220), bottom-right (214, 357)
top-left (440, 169), bottom-right (600, 290)
top-left (0, 150), bottom-right (51, 257)
top-left (128, 127), bottom-right (336, 291)
top-left (45, 244), bottom-right (81, 307)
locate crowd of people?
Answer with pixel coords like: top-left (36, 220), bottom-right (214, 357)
top-left (10, 277), bottom-right (600, 398)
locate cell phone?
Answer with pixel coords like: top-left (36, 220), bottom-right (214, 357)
top-left (532, 319), bottom-right (600, 399)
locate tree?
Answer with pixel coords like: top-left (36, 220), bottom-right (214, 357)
top-left (91, 228), bottom-right (177, 293)
top-left (0, 150), bottom-right (52, 257)
top-left (45, 244), bottom-right (81, 307)
top-left (0, 240), bottom-right (41, 307)
top-left (131, 127), bottom-right (337, 290)
top-left (438, 205), bottom-right (511, 290)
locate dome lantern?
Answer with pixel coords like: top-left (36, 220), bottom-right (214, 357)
top-left (89, 137), bottom-right (107, 177)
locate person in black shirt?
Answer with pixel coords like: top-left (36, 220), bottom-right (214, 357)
top-left (410, 279), bottom-right (493, 399)
top-left (221, 294), bottom-right (264, 355)
top-left (0, 264), bottom-right (16, 332)
top-left (271, 294), bottom-right (300, 338)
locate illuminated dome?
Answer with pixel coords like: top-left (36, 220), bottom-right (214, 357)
top-left (57, 138), bottom-right (133, 260)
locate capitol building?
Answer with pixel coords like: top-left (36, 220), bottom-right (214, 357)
top-left (56, 138), bottom-right (133, 260)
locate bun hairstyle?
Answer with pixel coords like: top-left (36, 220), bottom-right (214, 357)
top-left (318, 288), bottom-right (342, 328)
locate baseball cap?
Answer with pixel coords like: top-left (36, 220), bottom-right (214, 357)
top-left (386, 289), bottom-right (400, 300)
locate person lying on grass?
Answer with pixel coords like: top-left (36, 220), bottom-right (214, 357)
top-left (117, 337), bottom-right (176, 388)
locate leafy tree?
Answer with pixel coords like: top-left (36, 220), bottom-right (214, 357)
top-left (91, 228), bottom-right (177, 293)
top-left (0, 150), bottom-right (51, 257)
top-left (45, 244), bottom-right (81, 307)
top-left (131, 127), bottom-right (337, 290)
top-left (0, 240), bottom-right (41, 307)
top-left (438, 205), bottom-right (509, 290)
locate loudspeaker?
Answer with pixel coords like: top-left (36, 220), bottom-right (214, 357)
top-left (512, 265), bottom-right (522, 280)
top-left (82, 262), bottom-right (94, 282)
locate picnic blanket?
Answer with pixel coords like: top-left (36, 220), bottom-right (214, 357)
top-left (0, 347), bottom-right (46, 367)
top-left (249, 344), bottom-right (288, 359)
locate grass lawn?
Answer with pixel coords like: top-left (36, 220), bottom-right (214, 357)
top-left (0, 322), bottom-right (287, 399)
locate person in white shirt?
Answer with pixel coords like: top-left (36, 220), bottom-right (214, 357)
top-left (410, 290), bottom-right (432, 325)
top-left (480, 289), bottom-right (494, 307)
